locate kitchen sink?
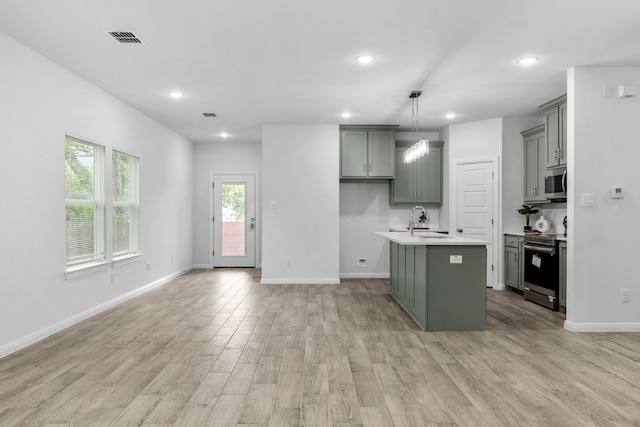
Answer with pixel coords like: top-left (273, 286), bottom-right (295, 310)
top-left (412, 232), bottom-right (451, 238)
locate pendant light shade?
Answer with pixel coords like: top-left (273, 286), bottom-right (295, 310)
top-left (404, 91), bottom-right (429, 164)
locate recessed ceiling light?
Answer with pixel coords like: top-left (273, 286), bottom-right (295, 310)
top-left (517, 57), bottom-right (539, 66)
top-left (355, 55), bottom-right (375, 64)
top-left (341, 112), bottom-right (352, 118)
top-left (445, 112), bottom-right (456, 119)
top-left (168, 91), bottom-right (184, 98)
top-left (220, 132), bottom-right (229, 138)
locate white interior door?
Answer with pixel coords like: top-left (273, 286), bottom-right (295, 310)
top-left (456, 162), bottom-right (494, 286)
top-left (212, 174), bottom-right (256, 267)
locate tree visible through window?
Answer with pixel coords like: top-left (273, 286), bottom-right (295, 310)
top-left (65, 135), bottom-right (105, 266)
top-left (113, 150), bottom-right (139, 256)
top-left (221, 183), bottom-right (245, 256)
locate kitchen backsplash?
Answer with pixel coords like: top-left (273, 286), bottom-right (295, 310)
top-left (537, 205), bottom-right (567, 234)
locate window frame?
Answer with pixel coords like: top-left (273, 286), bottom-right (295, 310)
top-left (65, 134), bottom-right (106, 269)
top-left (112, 148), bottom-right (140, 259)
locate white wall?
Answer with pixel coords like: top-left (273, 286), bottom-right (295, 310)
top-left (339, 182), bottom-right (441, 277)
top-left (261, 125), bottom-right (340, 284)
top-left (566, 66), bottom-right (640, 331)
top-left (0, 33), bottom-right (194, 355)
top-left (447, 118), bottom-right (502, 287)
top-left (192, 141), bottom-right (262, 267)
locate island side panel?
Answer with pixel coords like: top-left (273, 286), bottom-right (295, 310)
top-left (390, 242), bottom-right (399, 297)
top-left (413, 245), bottom-right (427, 328)
top-left (426, 245), bottom-right (487, 331)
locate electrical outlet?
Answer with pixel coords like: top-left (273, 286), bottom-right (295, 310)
top-left (622, 289), bottom-right (631, 303)
top-left (357, 258), bottom-right (367, 268)
top-left (450, 255), bottom-right (463, 264)
top-left (286, 258), bottom-right (292, 267)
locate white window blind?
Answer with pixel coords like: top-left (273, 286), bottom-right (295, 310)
top-left (65, 135), bottom-right (105, 266)
top-left (112, 150), bottom-right (139, 256)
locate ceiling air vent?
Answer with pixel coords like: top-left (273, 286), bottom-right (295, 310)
top-left (202, 113), bottom-right (218, 117)
top-left (106, 31), bottom-right (143, 44)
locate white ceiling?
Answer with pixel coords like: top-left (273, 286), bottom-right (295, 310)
top-left (1, 0), bottom-right (640, 144)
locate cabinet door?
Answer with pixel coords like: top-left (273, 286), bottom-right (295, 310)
top-left (558, 102), bottom-right (567, 166)
top-left (415, 144), bottom-right (442, 204)
top-left (368, 131), bottom-right (395, 177)
top-left (559, 242), bottom-right (567, 308)
top-left (544, 106), bottom-right (560, 168)
top-left (504, 245), bottom-right (520, 290)
top-left (390, 146), bottom-right (416, 203)
top-left (523, 128), bottom-right (548, 203)
top-left (340, 130), bottom-right (367, 177)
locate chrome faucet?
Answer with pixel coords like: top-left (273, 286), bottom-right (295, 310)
top-left (408, 206), bottom-right (426, 236)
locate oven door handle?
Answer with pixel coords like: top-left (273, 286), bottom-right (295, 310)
top-left (523, 244), bottom-right (555, 254)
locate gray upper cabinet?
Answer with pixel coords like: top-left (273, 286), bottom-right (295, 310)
top-left (540, 94), bottom-right (567, 169)
top-left (340, 125), bottom-right (397, 179)
top-left (390, 141), bottom-right (443, 205)
top-left (522, 125), bottom-right (548, 204)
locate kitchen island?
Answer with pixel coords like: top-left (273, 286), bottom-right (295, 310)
top-left (376, 231), bottom-right (487, 331)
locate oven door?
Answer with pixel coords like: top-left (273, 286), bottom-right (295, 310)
top-left (523, 244), bottom-right (559, 310)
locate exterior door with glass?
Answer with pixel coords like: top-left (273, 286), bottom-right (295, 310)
top-left (212, 174), bottom-right (256, 267)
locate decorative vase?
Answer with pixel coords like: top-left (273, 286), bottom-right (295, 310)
top-left (535, 215), bottom-right (550, 233)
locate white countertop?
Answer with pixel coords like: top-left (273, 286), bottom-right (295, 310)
top-left (375, 231), bottom-right (488, 246)
top-left (389, 224), bottom-right (448, 233)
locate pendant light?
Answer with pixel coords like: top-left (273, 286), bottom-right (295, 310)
top-left (404, 91), bottom-right (429, 163)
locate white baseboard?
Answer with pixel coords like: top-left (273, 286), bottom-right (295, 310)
top-left (261, 277), bottom-right (340, 285)
top-left (339, 273), bottom-right (390, 279)
top-left (493, 283), bottom-right (506, 290)
top-left (564, 320), bottom-right (640, 332)
top-left (0, 269), bottom-right (186, 359)
top-left (192, 264), bottom-right (211, 269)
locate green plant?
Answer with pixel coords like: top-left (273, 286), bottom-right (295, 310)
top-left (517, 204), bottom-right (539, 228)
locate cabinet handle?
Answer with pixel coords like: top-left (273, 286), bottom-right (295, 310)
top-left (555, 149), bottom-right (559, 159)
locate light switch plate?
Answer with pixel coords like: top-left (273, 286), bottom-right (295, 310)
top-left (450, 255), bottom-right (463, 264)
top-left (580, 193), bottom-right (595, 207)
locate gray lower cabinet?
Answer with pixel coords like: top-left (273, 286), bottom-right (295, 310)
top-left (522, 125), bottom-right (548, 204)
top-left (389, 242), bottom-right (487, 331)
top-left (559, 241), bottom-right (567, 311)
top-left (504, 234), bottom-right (524, 291)
top-left (390, 141), bottom-right (443, 204)
top-left (340, 125), bottom-right (398, 178)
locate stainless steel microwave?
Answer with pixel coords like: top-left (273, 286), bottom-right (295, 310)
top-left (544, 167), bottom-right (567, 200)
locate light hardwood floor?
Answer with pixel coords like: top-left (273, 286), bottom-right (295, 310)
top-left (1, 268), bottom-right (640, 426)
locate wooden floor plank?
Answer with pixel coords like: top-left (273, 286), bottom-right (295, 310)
top-left (1, 268), bottom-right (640, 426)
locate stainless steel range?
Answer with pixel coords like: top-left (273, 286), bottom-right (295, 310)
top-left (523, 233), bottom-right (562, 310)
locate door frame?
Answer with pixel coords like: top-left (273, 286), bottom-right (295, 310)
top-left (451, 157), bottom-right (501, 288)
top-left (208, 171), bottom-right (260, 268)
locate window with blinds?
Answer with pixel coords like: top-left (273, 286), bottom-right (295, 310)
top-left (112, 150), bottom-right (139, 256)
top-left (65, 135), bottom-right (105, 266)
